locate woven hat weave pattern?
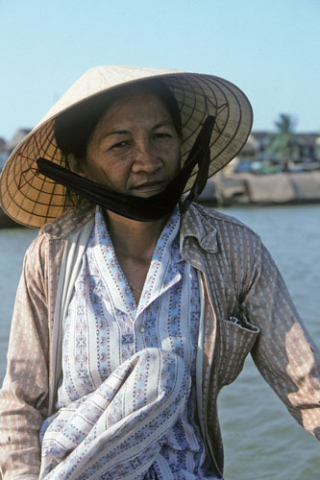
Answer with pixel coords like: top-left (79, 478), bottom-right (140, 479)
top-left (0, 66), bottom-right (253, 228)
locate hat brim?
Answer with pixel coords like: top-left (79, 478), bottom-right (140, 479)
top-left (0, 66), bottom-right (253, 228)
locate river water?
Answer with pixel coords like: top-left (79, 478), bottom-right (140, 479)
top-left (0, 204), bottom-right (319, 479)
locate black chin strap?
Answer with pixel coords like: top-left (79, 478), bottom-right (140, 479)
top-left (37, 115), bottom-right (215, 222)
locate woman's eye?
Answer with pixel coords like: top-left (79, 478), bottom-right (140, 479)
top-left (154, 132), bottom-right (171, 140)
top-left (109, 140), bottom-right (130, 150)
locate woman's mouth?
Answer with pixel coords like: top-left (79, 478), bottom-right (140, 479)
top-left (130, 181), bottom-right (166, 196)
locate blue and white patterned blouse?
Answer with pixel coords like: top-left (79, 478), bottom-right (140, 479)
top-left (56, 205), bottom-right (217, 478)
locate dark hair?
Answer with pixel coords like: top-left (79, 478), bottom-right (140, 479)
top-left (55, 79), bottom-right (182, 159)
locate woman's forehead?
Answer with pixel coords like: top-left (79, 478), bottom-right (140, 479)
top-left (54, 79), bottom-right (182, 157)
top-left (98, 88), bottom-right (174, 125)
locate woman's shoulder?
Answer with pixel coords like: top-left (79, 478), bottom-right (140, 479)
top-left (185, 202), bottom-right (260, 239)
top-left (39, 200), bottom-right (95, 239)
top-left (24, 201), bottom-right (95, 263)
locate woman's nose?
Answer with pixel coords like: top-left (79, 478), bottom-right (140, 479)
top-left (131, 142), bottom-right (162, 173)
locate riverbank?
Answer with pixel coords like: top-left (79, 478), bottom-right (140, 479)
top-left (198, 170), bottom-right (320, 207)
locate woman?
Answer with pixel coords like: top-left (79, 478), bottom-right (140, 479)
top-left (0, 66), bottom-right (319, 480)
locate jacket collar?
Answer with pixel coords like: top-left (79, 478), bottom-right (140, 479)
top-left (40, 200), bottom-right (219, 254)
top-left (180, 203), bottom-right (218, 255)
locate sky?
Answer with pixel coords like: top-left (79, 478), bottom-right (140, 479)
top-left (1, 0), bottom-right (320, 141)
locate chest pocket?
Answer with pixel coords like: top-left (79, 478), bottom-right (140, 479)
top-left (217, 314), bottom-right (260, 387)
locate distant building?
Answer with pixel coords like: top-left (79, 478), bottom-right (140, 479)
top-left (235, 130), bottom-right (320, 173)
top-left (243, 131), bottom-right (320, 162)
top-left (296, 133), bottom-right (320, 162)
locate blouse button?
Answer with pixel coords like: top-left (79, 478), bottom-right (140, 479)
top-left (139, 324), bottom-right (146, 333)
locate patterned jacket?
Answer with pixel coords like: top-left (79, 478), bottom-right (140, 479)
top-left (0, 202), bottom-right (319, 479)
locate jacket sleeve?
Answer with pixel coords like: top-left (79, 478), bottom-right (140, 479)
top-left (0, 235), bottom-right (49, 479)
top-left (242, 237), bottom-right (320, 440)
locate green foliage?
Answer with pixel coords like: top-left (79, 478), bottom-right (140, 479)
top-left (268, 114), bottom-right (299, 162)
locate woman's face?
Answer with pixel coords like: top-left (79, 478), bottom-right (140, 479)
top-left (74, 88), bottom-right (181, 198)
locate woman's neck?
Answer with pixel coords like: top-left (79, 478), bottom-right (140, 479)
top-left (104, 209), bottom-right (169, 303)
top-left (105, 209), bottom-right (167, 262)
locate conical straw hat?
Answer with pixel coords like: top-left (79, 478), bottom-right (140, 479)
top-left (0, 65), bottom-right (253, 228)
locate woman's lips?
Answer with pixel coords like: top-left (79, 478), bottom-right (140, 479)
top-left (130, 181), bottom-right (166, 196)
